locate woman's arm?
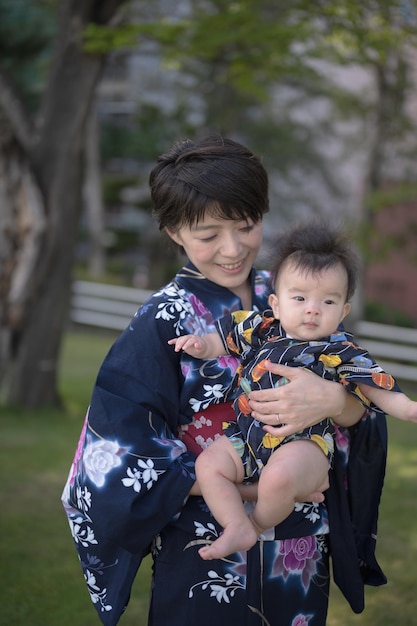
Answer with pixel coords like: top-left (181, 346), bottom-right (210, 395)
top-left (189, 474), bottom-right (325, 503)
top-left (188, 480), bottom-right (258, 500)
top-left (249, 362), bottom-right (365, 437)
top-left (61, 292), bottom-right (198, 625)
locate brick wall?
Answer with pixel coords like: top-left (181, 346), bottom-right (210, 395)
top-left (364, 201), bottom-right (417, 325)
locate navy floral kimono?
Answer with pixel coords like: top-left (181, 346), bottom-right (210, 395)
top-left (62, 263), bottom-right (388, 626)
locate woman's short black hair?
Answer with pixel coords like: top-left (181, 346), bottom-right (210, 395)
top-left (149, 135), bottom-right (269, 232)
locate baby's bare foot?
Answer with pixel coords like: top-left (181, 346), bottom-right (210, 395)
top-left (198, 520), bottom-right (259, 560)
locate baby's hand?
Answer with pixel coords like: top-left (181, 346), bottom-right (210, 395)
top-left (168, 334), bottom-right (208, 357)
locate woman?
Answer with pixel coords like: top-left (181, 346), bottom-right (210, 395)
top-left (62, 136), bottom-right (386, 626)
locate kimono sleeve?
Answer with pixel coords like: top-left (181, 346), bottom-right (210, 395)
top-left (327, 410), bottom-right (388, 613)
top-left (335, 345), bottom-right (402, 412)
top-left (61, 292), bottom-right (196, 625)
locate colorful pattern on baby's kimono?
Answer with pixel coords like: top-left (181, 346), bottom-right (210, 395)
top-left (218, 310), bottom-right (400, 482)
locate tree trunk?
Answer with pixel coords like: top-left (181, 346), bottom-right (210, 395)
top-left (84, 103), bottom-right (106, 278)
top-left (0, 0), bottom-right (129, 408)
top-left (0, 128), bottom-right (47, 391)
top-left (7, 139), bottom-right (81, 407)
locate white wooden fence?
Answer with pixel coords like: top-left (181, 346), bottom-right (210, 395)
top-left (355, 320), bottom-right (417, 383)
top-left (71, 280), bottom-right (417, 383)
top-left (71, 280), bottom-right (153, 331)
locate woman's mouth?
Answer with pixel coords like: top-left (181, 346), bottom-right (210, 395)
top-left (218, 260), bottom-right (246, 272)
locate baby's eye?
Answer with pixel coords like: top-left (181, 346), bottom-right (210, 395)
top-left (324, 299), bottom-right (335, 305)
top-left (293, 296), bottom-right (305, 302)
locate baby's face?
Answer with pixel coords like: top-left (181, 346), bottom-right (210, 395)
top-left (268, 261), bottom-right (351, 340)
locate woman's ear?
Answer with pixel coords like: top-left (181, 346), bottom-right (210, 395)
top-left (165, 227), bottom-right (181, 246)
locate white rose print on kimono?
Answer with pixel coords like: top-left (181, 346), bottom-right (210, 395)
top-left (83, 438), bottom-right (124, 487)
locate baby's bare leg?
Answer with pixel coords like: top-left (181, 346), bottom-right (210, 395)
top-left (250, 440), bottom-right (329, 532)
top-left (196, 436), bottom-right (259, 560)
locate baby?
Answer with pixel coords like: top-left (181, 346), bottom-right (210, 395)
top-left (170, 222), bottom-right (417, 560)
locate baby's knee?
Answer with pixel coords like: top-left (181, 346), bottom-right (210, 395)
top-left (195, 448), bottom-right (212, 475)
top-left (261, 466), bottom-right (294, 495)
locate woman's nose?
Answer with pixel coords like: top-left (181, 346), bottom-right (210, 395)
top-left (221, 234), bottom-right (243, 257)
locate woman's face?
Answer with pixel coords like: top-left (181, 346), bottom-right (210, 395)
top-left (166, 214), bottom-right (263, 292)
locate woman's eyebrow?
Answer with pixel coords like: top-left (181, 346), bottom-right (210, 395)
top-left (190, 223), bottom-right (220, 232)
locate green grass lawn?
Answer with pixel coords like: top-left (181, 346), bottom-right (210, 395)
top-left (0, 329), bottom-right (416, 625)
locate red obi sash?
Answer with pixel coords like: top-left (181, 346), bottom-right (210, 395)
top-left (179, 402), bottom-right (236, 457)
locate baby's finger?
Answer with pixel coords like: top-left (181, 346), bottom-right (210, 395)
top-left (168, 336), bottom-right (190, 351)
top-left (182, 337), bottom-right (200, 350)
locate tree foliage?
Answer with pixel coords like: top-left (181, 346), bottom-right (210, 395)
top-left (88, 0), bottom-right (417, 208)
top-left (84, 1), bottom-right (417, 96)
top-left (0, 0), bottom-right (56, 107)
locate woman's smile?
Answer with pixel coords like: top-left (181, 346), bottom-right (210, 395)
top-left (217, 258), bottom-right (248, 272)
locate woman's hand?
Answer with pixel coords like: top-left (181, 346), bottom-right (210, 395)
top-left (248, 361), bottom-right (364, 438)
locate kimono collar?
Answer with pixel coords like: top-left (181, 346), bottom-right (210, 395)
top-left (175, 261), bottom-right (264, 312)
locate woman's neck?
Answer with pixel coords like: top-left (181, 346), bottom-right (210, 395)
top-left (231, 281), bottom-right (252, 310)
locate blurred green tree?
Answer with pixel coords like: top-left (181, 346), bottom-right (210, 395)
top-left (0, 0), bottom-right (415, 407)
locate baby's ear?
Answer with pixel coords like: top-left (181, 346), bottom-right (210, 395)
top-left (341, 302), bottom-right (351, 321)
top-left (268, 293), bottom-right (279, 316)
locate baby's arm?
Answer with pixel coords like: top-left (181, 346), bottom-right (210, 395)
top-left (168, 332), bottom-right (226, 360)
top-left (358, 384), bottom-right (417, 424)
